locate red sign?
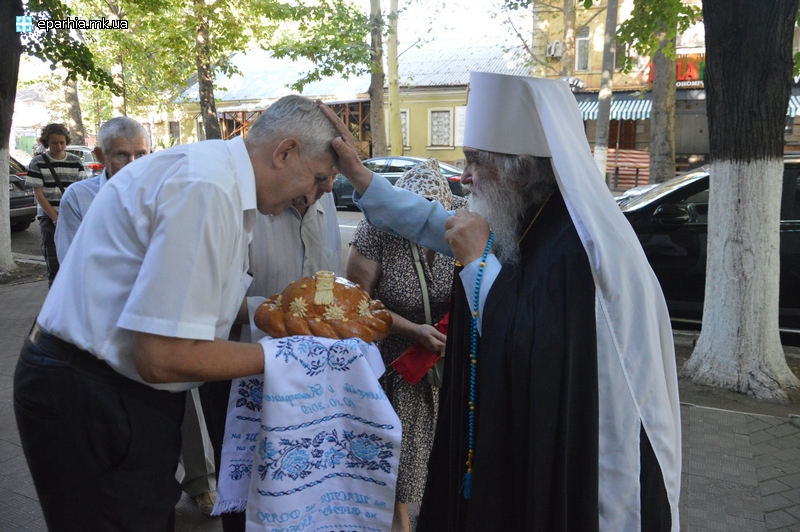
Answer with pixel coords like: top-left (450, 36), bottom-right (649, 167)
top-left (648, 53), bottom-right (705, 89)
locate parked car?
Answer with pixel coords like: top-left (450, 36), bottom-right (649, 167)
top-left (332, 156), bottom-right (466, 208)
top-left (65, 145), bottom-right (104, 177)
top-left (615, 183), bottom-right (658, 208)
top-left (620, 159), bottom-right (800, 346)
top-left (8, 156), bottom-right (36, 232)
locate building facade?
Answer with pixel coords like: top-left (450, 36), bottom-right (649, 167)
top-left (138, 37), bottom-right (529, 169)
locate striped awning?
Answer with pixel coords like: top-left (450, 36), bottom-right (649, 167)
top-left (578, 95), bottom-right (651, 121)
top-left (579, 93), bottom-right (800, 118)
top-left (787, 95), bottom-right (800, 117)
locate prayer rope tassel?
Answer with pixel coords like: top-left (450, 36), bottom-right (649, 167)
top-left (462, 231), bottom-right (493, 500)
top-left (462, 470), bottom-right (473, 499)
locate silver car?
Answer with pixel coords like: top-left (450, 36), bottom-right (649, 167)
top-left (332, 156), bottom-right (466, 208)
top-left (65, 145), bottom-right (104, 177)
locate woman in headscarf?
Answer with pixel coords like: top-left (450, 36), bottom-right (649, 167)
top-left (346, 159), bottom-right (467, 532)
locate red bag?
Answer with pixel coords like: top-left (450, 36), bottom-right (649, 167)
top-left (390, 313), bottom-right (449, 385)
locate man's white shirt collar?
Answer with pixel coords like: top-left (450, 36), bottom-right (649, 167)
top-left (227, 136), bottom-right (257, 214)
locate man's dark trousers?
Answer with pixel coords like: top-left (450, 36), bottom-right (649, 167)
top-left (14, 329), bottom-right (186, 531)
top-left (38, 216), bottom-right (58, 287)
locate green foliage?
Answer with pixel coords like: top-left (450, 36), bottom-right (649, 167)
top-left (268, 0), bottom-right (371, 92)
top-left (502, 0), bottom-right (534, 11)
top-left (59, 0), bottom-right (369, 111)
top-left (795, 8), bottom-right (800, 76)
top-left (584, 0), bottom-right (701, 73)
top-left (21, 0), bottom-right (117, 91)
top-left (505, 0), bottom-right (702, 73)
top-left (80, 81), bottom-right (114, 136)
top-left (154, 135), bottom-right (179, 150)
top-left (62, 0), bottom-right (283, 114)
top-left (21, 0), bottom-right (371, 123)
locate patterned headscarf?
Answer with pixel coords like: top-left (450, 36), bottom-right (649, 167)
top-left (394, 159), bottom-right (455, 211)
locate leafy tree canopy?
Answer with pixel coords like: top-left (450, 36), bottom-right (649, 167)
top-left (21, 0), bottom-right (117, 90)
top-left (610, 0), bottom-right (701, 72)
top-left (269, 0), bottom-right (370, 91)
top-left (21, 0), bottom-right (371, 113)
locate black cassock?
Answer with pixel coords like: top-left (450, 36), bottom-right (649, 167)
top-left (417, 189), bottom-right (669, 531)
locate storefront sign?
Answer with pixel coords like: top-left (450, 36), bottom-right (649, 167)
top-left (649, 53), bottom-right (705, 89)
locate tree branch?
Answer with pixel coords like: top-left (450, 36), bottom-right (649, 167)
top-left (505, 7), bottom-right (559, 75)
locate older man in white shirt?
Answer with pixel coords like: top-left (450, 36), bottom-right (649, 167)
top-left (55, 116), bottom-right (220, 517)
top-left (14, 95), bottom-right (341, 531)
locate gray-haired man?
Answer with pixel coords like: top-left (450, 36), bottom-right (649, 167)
top-left (15, 95), bottom-right (339, 530)
top-left (54, 116), bottom-right (220, 516)
top-left (55, 117), bottom-right (150, 262)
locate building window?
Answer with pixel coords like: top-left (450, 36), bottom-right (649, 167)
top-left (386, 109), bottom-right (409, 149)
top-left (169, 121), bottom-right (181, 145)
top-left (428, 108), bottom-right (453, 147)
top-left (576, 27), bottom-right (590, 72)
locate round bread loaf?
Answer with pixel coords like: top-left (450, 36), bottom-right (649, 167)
top-left (254, 271), bottom-right (392, 343)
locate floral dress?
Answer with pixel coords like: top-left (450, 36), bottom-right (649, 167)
top-left (350, 196), bottom-right (466, 503)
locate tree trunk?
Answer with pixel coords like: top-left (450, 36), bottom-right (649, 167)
top-left (649, 35), bottom-right (676, 184)
top-left (369, 0), bottom-right (386, 158)
top-left (560, 0), bottom-right (576, 77)
top-left (681, 0), bottom-right (800, 401)
top-left (593, 0), bottom-right (618, 184)
top-left (65, 77), bottom-right (86, 145)
top-left (387, 0), bottom-right (402, 156)
top-left (111, 55), bottom-right (126, 117)
top-left (0, 0), bottom-right (23, 274)
top-left (194, 0), bottom-right (222, 141)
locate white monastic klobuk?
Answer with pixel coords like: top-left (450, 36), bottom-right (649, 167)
top-left (464, 71), bottom-right (681, 531)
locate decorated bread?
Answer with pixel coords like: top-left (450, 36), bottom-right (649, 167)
top-left (254, 271), bottom-right (392, 343)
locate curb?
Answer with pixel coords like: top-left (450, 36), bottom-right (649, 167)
top-left (11, 253), bottom-right (45, 265)
top-left (673, 329), bottom-right (800, 363)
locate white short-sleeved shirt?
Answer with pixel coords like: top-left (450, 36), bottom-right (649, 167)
top-left (246, 191), bottom-right (341, 299)
top-left (38, 138), bottom-right (257, 392)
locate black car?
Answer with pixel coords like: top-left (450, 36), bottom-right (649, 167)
top-left (9, 156), bottom-right (36, 232)
top-left (621, 159), bottom-right (800, 346)
top-left (332, 156), bottom-right (467, 208)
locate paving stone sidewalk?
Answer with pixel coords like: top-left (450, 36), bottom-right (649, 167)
top-left (0, 280), bottom-right (798, 531)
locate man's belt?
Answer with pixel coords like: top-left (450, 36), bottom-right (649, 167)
top-left (27, 323), bottom-right (117, 377)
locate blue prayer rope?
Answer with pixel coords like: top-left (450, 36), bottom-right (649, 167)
top-left (463, 230), bottom-right (494, 500)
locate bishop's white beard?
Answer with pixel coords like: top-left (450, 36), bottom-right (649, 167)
top-left (468, 177), bottom-right (529, 265)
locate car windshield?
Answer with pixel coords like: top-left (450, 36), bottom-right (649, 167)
top-left (623, 168), bottom-right (709, 210)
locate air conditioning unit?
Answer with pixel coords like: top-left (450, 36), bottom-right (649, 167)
top-left (546, 41), bottom-right (563, 58)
